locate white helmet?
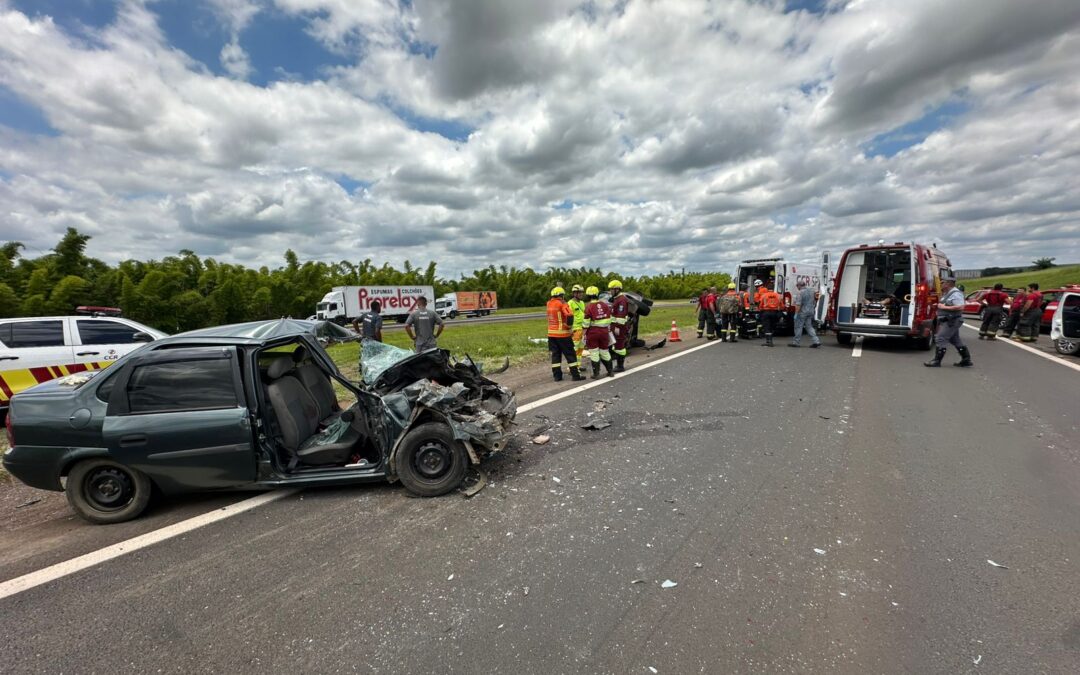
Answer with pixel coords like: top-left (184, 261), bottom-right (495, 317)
top-left (754, 280), bottom-right (764, 287)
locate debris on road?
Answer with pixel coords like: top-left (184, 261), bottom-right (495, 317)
top-left (461, 469), bottom-right (488, 498)
top-left (814, 548), bottom-right (827, 555)
top-left (986, 559), bottom-right (1009, 569)
top-left (15, 497), bottom-right (43, 509)
top-left (645, 338), bottom-right (667, 350)
top-left (631, 579), bottom-right (646, 585)
top-left (581, 420), bottom-right (612, 431)
top-left (552, 477), bottom-right (561, 483)
top-left (973, 655), bottom-right (982, 666)
top-left (448, 574), bottom-right (454, 581)
top-left (649, 667), bottom-right (659, 673)
top-left (523, 586), bottom-right (530, 596)
top-left (532, 435), bottom-right (551, 445)
top-left (661, 580), bottom-right (677, 589)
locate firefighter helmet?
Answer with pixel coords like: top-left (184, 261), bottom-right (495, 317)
top-left (728, 282), bottom-right (736, 290)
top-left (585, 285), bottom-right (600, 296)
top-left (754, 279), bottom-right (764, 287)
top-left (607, 279), bottom-right (623, 290)
top-left (571, 284), bottom-right (584, 292)
top-left (551, 286), bottom-right (565, 297)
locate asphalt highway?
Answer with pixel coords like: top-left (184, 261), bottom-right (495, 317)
top-left (1, 332), bottom-right (1078, 673)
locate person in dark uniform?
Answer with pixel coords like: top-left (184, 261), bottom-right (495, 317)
top-left (1015, 282), bottom-right (1044, 343)
top-left (352, 300), bottom-right (383, 342)
top-left (925, 272), bottom-right (972, 367)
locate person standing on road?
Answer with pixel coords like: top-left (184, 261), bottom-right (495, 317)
top-left (758, 282), bottom-right (782, 347)
top-left (978, 283), bottom-right (1009, 340)
top-left (568, 284), bottom-right (587, 362)
top-left (703, 286), bottom-right (719, 341)
top-left (717, 282), bottom-right (741, 343)
top-left (696, 287), bottom-right (710, 338)
top-left (582, 286), bottom-right (615, 379)
top-left (609, 280), bottom-right (630, 371)
top-left (352, 300), bottom-right (384, 342)
top-left (546, 287), bottom-right (585, 382)
top-left (404, 296), bottom-right (444, 352)
top-left (1000, 287), bottom-right (1027, 339)
top-left (924, 273), bottom-right (972, 367)
top-left (789, 280), bottom-right (821, 348)
top-left (1015, 282), bottom-right (1044, 343)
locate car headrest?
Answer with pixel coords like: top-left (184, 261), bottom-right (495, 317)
top-left (292, 345), bottom-right (307, 363)
top-left (268, 357), bottom-right (294, 380)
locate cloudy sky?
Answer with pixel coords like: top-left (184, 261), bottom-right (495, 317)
top-left (1, 0), bottom-right (1079, 276)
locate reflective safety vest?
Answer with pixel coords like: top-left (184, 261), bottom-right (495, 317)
top-left (567, 298), bottom-right (587, 330)
top-left (546, 298), bottom-right (573, 337)
top-left (760, 290), bottom-right (782, 311)
top-left (611, 293), bottom-right (629, 325)
top-left (583, 300), bottom-right (612, 329)
top-left (754, 287), bottom-right (767, 306)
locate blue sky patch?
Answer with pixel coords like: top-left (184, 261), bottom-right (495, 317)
top-left (784, 0), bottom-right (832, 15)
top-left (390, 104), bottom-right (475, 142)
top-left (552, 200), bottom-right (577, 210)
top-left (11, 0), bottom-right (117, 37)
top-left (0, 85), bottom-right (59, 136)
top-left (864, 99), bottom-right (971, 158)
top-left (335, 176), bottom-right (373, 194)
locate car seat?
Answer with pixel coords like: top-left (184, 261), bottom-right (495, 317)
top-left (265, 357), bottom-right (357, 466)
top-left (291, 345), bottom-right (340, 424)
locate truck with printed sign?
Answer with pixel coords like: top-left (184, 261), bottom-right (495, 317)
top-left (435, 291), bottom-right (498, 319)
top-left (315, 286), bottom-right (435, 325)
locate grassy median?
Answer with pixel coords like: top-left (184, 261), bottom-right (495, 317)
top-left (325, 304), bottom-right (698, 384)
top-left (959, 265), bottom-right (1080, 292)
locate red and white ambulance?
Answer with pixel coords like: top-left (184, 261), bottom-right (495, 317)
top-left (826, 241), bottom-right (954, 349)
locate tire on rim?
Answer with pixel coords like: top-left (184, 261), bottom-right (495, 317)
top-left (66, 458), bottom-right (152, 524)
top-left (396, 422), bottom-right (468, 497)
top-left (1055, 338), bottom-right (1079, 356)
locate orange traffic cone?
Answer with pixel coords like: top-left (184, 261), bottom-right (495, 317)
top-left (668, 319), bottom-right (682, 342)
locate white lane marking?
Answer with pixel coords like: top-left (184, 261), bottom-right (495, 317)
top-left (961, 324), bottom-right (1080, 374)
top-left (0, 490), bottom-right (297, 601)
top-left (851, 336), bottom-right (863, 358)
top-left (1, 339), bottom-right (722, 599)
top-left (518, 339), bottom-right (720, 413)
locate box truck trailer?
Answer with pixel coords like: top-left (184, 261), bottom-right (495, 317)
top-left (435, 291), bottom-right (498, 319)
top-left (315, 286), bottom-right (435, 324)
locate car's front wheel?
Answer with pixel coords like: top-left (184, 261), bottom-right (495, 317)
top-left (66, 459), bottom-right (152, 524)
top-left (396, 422), bottom-right (468, 497)
top-left (1055, 338), bottom-right (1079, 356)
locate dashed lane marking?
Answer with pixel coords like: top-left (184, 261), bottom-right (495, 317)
top-left (851, 336), bottom-right (863, 358)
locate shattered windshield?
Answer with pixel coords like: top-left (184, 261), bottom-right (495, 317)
top-left (360, 339), bottom-right (416, 383)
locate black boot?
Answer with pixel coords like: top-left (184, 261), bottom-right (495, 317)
top-left (954, 346), bottom-right (974, 367)
top-left (570, 366), bottom-right (586, 381)
top-left (591, 362), bottom-right (601, 379)
top-left (604, 359), bottom-right (615, 377)
top-left (552, 367), bottom-right (563, 381)
top-left (924, 347), bottom-right (946, 367)
top-left (614, 355), bottom-right (625, 372)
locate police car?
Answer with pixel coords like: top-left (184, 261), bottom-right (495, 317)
top-left (0, 308), bottom-right (166, 419)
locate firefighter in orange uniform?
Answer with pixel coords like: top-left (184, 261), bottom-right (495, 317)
top-left (608, 279), bottom-right (629, 371)
top-left (758, 281), bottom-right (783, 347)
top-left (582, 286), bottom-right (615, 379)
top-left (546, 287), bottom-right (585, 382)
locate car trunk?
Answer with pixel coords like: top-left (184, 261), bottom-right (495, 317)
top-left (835, 247), bottom-right (914, 328)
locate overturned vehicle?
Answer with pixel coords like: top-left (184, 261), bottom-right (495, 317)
top-left (2, 319), bottom-right (516, 524)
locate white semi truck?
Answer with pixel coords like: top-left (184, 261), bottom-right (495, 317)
top-left (315, 286), bottom-right (435, 325)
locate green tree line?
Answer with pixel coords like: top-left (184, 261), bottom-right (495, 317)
top-left (0, 228), bottom-right (729, 332)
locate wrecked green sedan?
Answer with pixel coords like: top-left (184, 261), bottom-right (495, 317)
top-left (2, 320), bottom-right (516, 524)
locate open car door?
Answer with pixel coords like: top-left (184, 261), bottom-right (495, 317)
top-left (815, 251), bottom-right (831, 326)
top-left (1051, 291), bottom-right (1080, 356)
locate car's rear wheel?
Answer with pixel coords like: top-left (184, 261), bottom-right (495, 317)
top-left (396, 422), bottom-right (468, 497)
top-left (1055, 338), bottom-right (1079, 356)
top-left (66, 459), bottom-right (152, 524)
top-left (837, 332), bottom-right (852, 345)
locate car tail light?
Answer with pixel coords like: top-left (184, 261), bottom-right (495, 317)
top-left (4, 408), bottom-right (13, 448)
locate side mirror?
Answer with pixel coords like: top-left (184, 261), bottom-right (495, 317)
top-left (132, 332), bottom-right (154, 343)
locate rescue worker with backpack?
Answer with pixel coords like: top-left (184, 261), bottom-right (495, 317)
top-left (608, 279), bottom-right (630, 371)
top-left (568, 284), bottom-right (587, 360)
top-left (757, 281), bottom-right (783, 347)
top-left (582, 286), bottom-right (616, 379)
top-left (977, 283), bottom-right (1009, 340)
top-left (546, 287), bottom-right (586, 382)
top-left (717, 282), bottom-right (742, 342)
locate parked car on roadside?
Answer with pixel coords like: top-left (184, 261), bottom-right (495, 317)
top-left (2, 319), bottom-right (516, 524)
top-left (1034, 286), bottom-right (1080, 331)
top-left (0, 313), bottom-right (166, 420)
top-left (1050, 290), bottom-right (1080, 356)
